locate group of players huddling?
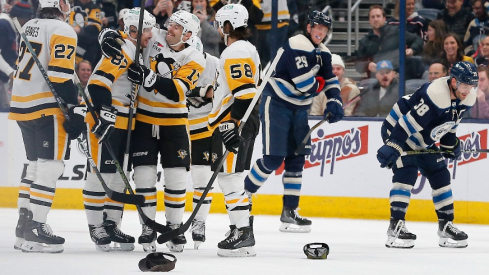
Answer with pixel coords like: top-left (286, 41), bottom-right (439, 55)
top-left (9, 0), bottom-right (472, 257)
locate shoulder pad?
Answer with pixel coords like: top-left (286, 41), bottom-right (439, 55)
top-left (426, 77), bottom-right (451, 109)
top-left (461, 88), bottom-right (477, 107)
top-left (289, 34), bottom-right (315, 52)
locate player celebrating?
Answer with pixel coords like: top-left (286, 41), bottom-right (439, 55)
top-left (377, 61), bottom-right (476, 249)
top-left (125, 10), bottom-right (205, 252)
top-left (243, 10), bottom-right (342, 233)
top-left (207, 4), bottom-right (260, 257)
top-left (9, 0), bottom-right (82, 253)
top-left (82, 8), bottom-right (155, 252)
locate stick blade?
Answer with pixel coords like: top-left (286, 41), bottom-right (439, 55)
top-left (106, 189), bottom-right (145, 205)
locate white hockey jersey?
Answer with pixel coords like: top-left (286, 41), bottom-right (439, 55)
top-left (208, 40), bottom-right (261, 129)
top-left (137, 29), bottom-right (206, 126)
top-left (9, 18), bottom-right (77, 121)
top-left (189, 52), bottom-right (220, 141)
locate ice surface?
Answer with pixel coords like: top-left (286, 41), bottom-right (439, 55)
top-left (0, 208), bottom-right (487, 275)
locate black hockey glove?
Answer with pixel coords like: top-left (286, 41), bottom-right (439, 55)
top-left (219, 120), bottom-right (243, 154)
top-left (63, 105), bottom-right (87, 140)
top-left (440, 138), bottom-right (461, 160)
top-left (377, 140), bottom-right (403, 169)
top-left (128, 63), bottom-right (157, 90)
top-left (186, 84), bottom-right (212, 108)
top-left (99, 28), bottom-right (124, 59)
top-left (91, 105), bottom-right (117, 144)
top-left (324, 96), bottom-right (344, 123)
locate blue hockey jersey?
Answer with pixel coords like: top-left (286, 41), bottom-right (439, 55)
top-left (382, 77), bottom-right (476, 150)
top-left (263, 34), bottom-right (340, 110)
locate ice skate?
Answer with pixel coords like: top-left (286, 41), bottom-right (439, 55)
top-left (138, 224), bottom-right (157, 252)
top-left (191, 219), bottom-right (206, 249)
top-left (21, 221), bottom-right (64, 253)
top-left (385, 219), bottom-right (416, 249)
top-left (166, 223), bottom-right (186, 252)
top-left (89, 224), bottom-right (111, 252)
top-left (217, 216), bottom-right (256, 257)
top-left (438, 220), bottom-right (468, 248)
top-left (104, 220), bottom-right (135, 251)
top-left (14, 208), bottom-right (32, 250)
top-left (279, 206), bottom-right (312, 233)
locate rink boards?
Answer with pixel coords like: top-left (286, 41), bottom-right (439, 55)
top-left (1, 113), bottom-right (488, 224)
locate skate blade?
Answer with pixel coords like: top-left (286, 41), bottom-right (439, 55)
top-left (21, 241), bottom-right (64, 253)
top-left (95, 244), bottom-right (111, 252)
top-left (279, 223), bottom-right (311, 233)
top-left (14, 237), bottom-right (25, 250)
top-left (142, 242), bottom-right (157, 253)
top-left (111, 242), bottom-right (135, 251)
top-left (385, 236), bottom-right (415, 249)
top-left (217, 246), bottom-right (256, 257)
top-left (194, 241), bottom-right (203, 250)
top-left (439, 238), bottom-right (468, 248)
top-left (166, 242), bottom-right (185, 253)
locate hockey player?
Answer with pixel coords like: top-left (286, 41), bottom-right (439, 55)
top-left (243, 10), bottom-right (342, 233)
top-left (208, 4), bottom-right (260, 257)
top-left (82, 8), bottom-right (155, 252)
top-left (186, 36), bottom-right (220, 249)
top-left (377, 61), bottom-right (476, 249)
top-left (9, 0), bottom-right (83, 253)
top-left (124, 10), bottom-right (205, 253)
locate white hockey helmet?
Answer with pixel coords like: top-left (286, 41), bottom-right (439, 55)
top-left (123, 7), bottom-right (156, 36)
top-left (39, 0), bottom-right (72, 15)
top-left (168, 10), bottom-right (201, 38)
top-left (188, 36), bottom-right (204, 54)
top-left (215, 4), bottom-right (248, 30)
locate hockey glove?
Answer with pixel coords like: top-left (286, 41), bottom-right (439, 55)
top-left (91, 105), bottom-right (117, 144)
top-left (99, 28), bottom-right (124, 59)
top-left (186, 84), bottom-right (212, 108)
top-left (63, 105), bottom-right (87, 140)
top-left (377, 140), bottom-right (403, 169)
top-left (219, 120), bottom-right (243, 154)
top-left (440, 138), bottom-right (461, 160)
top-left (324, 97), bottom-right (344, 123)
top-left (128, 63), bottom-right (157, 90)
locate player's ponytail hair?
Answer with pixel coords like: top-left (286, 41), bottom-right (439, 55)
top-left (223, 21), bottom-right (251, 41)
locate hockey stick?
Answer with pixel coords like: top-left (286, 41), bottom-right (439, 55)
top-left (75, 75), bottom-right (171, 234)
top-left (12, 17), bottom-right (143, 206)
top-left (294, 87), bottom-right (370, 155)
top-left (156, 48), bottom-right (285, 244)
top-left (401, 148), bottom-right (489, 156)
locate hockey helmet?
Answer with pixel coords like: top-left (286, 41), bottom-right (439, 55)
top-left (189, 36), bottom-right (204, 54)
top-left (39, 0), bottom-right (73, 15)
top-left (308, 10), bottom-right (332, 29)
top-left (215, 4), bottom-right (249, 30)
top-left (168, 10), bottom-right (201, 38)
top-left (450, 62), bottom-right (478, 86)
top-left (123, 7), bottom-right (156, 36)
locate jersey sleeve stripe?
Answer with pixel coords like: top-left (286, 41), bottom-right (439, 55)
top-left (11, 92), bottom-right (53, 102)
top-left (89, 79), bottom-right (111, 91)
top-left (232, 83), bottom-right (256, 95)
top-left (137, 95), bottom-right (187, 108)
top-left (48, 65), bottom-right (74, 75)
top-left (94, 70), bottom-right (116, 82)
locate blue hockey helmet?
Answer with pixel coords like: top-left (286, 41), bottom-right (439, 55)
top-left (450, 61), bottom-right (478, 86)
top-left (308, 11), bottom-right (332, 29)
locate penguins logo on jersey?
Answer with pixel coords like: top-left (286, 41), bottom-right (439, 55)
top-left (177, 149), bottom-right (188, 159)
top-left (203, 151), bottom-right (210, 161)
top-left (150, 54), bottom-right (178, 79)
top-left (430, 121), bottom-right (455, 140)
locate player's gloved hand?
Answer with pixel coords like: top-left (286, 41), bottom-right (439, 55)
top-left (91, 105), bottom-right (117, 144)
top-left (186, 84), bottom-right (212, 108)
top-left (63, 105), bottom-right (87, 140)
top-left (440, 138), bottom-right (461, 160)
top-left (99, 28), bottom-right (124, 59)
top-left (377, 140), bottom-right (403, 169)
top-left (324, 96), bottom-right (343, 123)
top-left (127, 63), bottom-right (157, 90)
top-left (219, 120), bottom-right (242, 153)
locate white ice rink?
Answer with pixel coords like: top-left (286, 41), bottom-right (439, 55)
top-left (0, 208), bottom-right (487, 275)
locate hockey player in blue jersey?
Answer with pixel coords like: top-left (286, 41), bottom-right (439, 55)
top-left (377, 61), bottom-right (477, 249)
top-left (243, 11), bottom-right (343, 233)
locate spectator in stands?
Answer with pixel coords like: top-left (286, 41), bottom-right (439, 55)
top-left (437, 0), bottom-right (474, 40)
top-left (388, 0), bottom-right (427, 40)
top-left (355, 5), bottom-right (423, 78)
top-left (354, 60), bottom-right (400, 117)
top-left (475, 36), bottom-right (489, 66)
top-left (192, 0), bottom-right (220, 57)
top-left (100, 0), bottom-right (118, 29)
top-left (428, 62), bottom-right (448, 81)
top-left (71, 0), bottom-right (103, 66)
top-left (310, 54), bottom-right (360, 116)
top-left (471, 65), bottom-right (489, 118)
top-left (463, 0), bottom-right (489, 56)
top-left (147, 0), bottom-right (174, 28)
top-left (422, 20), bottom-right (447, 66)
top-left (75, 60), bottom-right (92, 102)
top-left (441, 33), bottom-right (474, 72)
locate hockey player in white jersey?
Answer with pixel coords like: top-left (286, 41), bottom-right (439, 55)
top-left (9, 0), bottom-right (82, 253)
top-left (122, 10), bottom-right (206, 253)
top-left (208, 4), bottom-right (260, 257)
top-left (82, 8), bottom-right (155, 252)
top-left (186, 36), bottom-right (220, 249)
